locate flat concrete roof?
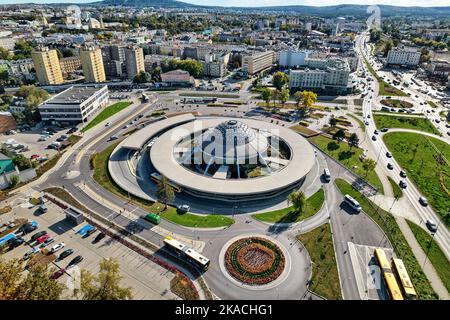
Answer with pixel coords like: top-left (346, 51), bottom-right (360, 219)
top-left (150, 117), bottom-right (315, 196)
top-left (121, 113), bottom-right (196, 150)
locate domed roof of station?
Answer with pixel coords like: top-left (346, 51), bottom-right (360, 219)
top-left (203, 120), bottom-right (257, 146)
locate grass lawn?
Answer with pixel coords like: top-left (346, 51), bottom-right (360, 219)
top-left (373, 114), bottom-right (440, 135)
top-left (81, 101), bottom-right (132, 133)
top-left (347, 113), bottom-right (365, 132)
top-left (427, 101), bottom-right (439, 109)
top-left (383, 132), bottom-right (450, 227)
top-left (68, 135), bottom-right (82, 145)
top-left (380, 99), bottom-right (413, 109)
top-left (363, 58), bottom-right (407, 97)
top-left (91, 142), bottom-right (234, 228)
top-left (297, 223), bottom-right (342, 300)
top-left (290, 124), bottom-right (319, 137)
top-left (334, 178), bottom-right (438, 299)
top-left (308, 135), bottom-right (384, 193)
top-left (252, 188), bottom-right (324, 223)
top-left (407, 220), bottom-right (450, 294)
top-left (388, 177), bottom-right (403, 199)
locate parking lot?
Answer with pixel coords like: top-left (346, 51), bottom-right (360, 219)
top-left (0, 126), bottom-right (72, 160)
top-left (0, 199), bottom-right (178, 300)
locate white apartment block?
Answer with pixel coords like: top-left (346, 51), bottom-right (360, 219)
top-left (387, 47), bottom-right (421, 67)
top-left (38, 85), bottom-right (109, 124)
top-left (279, 50), bottom-right (310, 67)
top-left (242, 51), bottom-right (274, 75)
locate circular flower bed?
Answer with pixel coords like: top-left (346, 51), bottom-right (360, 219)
top-left (224, 237), bottom-right (285, 285)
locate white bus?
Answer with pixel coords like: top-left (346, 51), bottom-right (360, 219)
top-left (344, 194), bottom-right (362, 213)
top-left (163, 236), bottom-right (210, 271)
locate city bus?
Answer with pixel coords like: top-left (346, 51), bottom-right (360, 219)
top-left (143, 212), bottom-right (161, 225)
top-left (150, 172), bottom-right (181, 192)
top-left (374, 248), bottom-right (391, 272)
top-left (374, 248), bottom-right (404, 300)
top-left (391, 258), bottom-right (417, 300)
top-left (163, 236), bottom-right (210, 271)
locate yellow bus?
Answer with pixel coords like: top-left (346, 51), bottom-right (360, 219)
top-left (383, 272), bottom-right (404, 300)
top-left (374, 248), bottom-right (391, 272)
top-left (392, 258), bottom-right (417, 300)
top-left (150, 172), bottom-right (181, 192)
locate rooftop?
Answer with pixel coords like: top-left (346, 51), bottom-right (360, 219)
top-left (43, 85), bottom-right (107, 105)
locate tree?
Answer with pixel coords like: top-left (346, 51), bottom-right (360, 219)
top-left (271, 89), bottom-right (279, 106)
top-left (294, 91), bottom-right (303, 108)
top-left (0, 46), bottom-right (11, 60)
top-left (383, 40), bottom-right (393, 57)
top-left (299, 90), bottom-right (317, 116)
top-left (133, 71), bottom-right (150, 84)
top-left (329, 116), bottom-right (337, 128)
top-left (288, 190), bottom-right (306, 214)
top-left (261, 87), bottom-right (271, 107)
top-left (156, 176), bottom-right (175, 210)
top-left (9, 174), bottom-right (19, 187)
top-left (0, 259), bottom-right (64, 300)
top-left (348, 133), bottom-right (360, 150)
top-left (280, 87), bottom-right (290, 106)
top-left (77, 258), bottom-right (133, 300)
top-left (362, 158), bottom-right (377, 177)
top-left (272, 71), bottom-right (289, 91)
top-left (13, 154), bottom-right (32, 171)
top-left (332, 129), bottom-right (346, 142)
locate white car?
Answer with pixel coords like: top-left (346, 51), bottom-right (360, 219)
top-left (51, 242), bottom-right (65, 253)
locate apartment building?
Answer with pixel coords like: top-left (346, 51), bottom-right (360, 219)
top-left (124, 46), bottom-right (145, 79)
top-left (242, 51), bottom-right (274, 75)
top-left (31, 47), bottom-right (64, 85)
top-left (387, 47), bottom-right (421, 67)
top-left (80, 46), bottom-right (106, 83)
top-left (59, 56), bottom-right (82, 76)
top-left (279, 50), bottom-right (310, 67)
top-left (38, 85), bottom-right (109, 124)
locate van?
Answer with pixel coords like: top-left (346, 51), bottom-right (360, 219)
top-left (343, 194), bottom-right (362, 213)
top-left (323, 168), bottom-right (331, 182)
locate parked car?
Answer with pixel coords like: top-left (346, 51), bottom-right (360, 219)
top-left (39, 237), bottom-right (54, 248)
top-left (399, 180), bottom-right (407, 189)
top-left (36, 156), bottom-right (48, 162)
top-left (51, 242), bottom-right (65, 253)
top-left (30, 230), bottom-right (47, 242)
top-left (93, 232), bottom-right (106, 244)
top-left (19, 222), bottom-right (38, 235)
top-left (67, 255), bottom-right (83, 268)
top-left (50, 268), bottom-right (66, 280)
top-left (8, 236), bottom-right (24, 249)
top-left (426, 220), bottom-right (438, 233)
top-left (83, 227), bottom-right (97, 238)
top-left (38, 204), bottom-right (48, 213)
top-left (30, 154), bottom-right (40, 160)
top-left (23, 247), bottom-right (39, 260)
top-left (36, 234), bottom-right (50, 244)
top-left (419, 197), bottom-right (428, 207)
top-left (58, 248), bottom-right (74, 261)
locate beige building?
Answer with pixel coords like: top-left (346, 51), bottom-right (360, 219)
top-left (31, 47), bottom-right (64, 85)
top-left (124, 46), bottom-right (145, 80)
top-left (59, 56), bottom-right (82, 76)
top-left (80, 46), bottom-right (106, 83)
top-left (242, 51), bottom-right (274, 75)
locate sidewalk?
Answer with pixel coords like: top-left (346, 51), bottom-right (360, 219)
top-left (396, 217), bottom-right (449, 300)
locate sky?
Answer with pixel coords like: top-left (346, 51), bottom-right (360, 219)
top-left (0, 0), bottom-right (449, 6)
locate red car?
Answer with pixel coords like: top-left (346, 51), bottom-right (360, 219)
top-left (50, 268), bottom-right (65, 280)
top-left (36, 234), bottom-right (50, 244)
top-left (30, 154), bottom-right (40, 160)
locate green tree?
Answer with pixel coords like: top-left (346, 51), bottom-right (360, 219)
top-left (299, 90), bottom-right (317, 116)
top-left (0, 46), bottom-right (11, 60)
top-left (271, 89), bottom-right (279, 106)
top-left (261, 87), bottom-right (272, 107)
top-left (9, 174), bottom-right (19, 187)
top-left (133, 71), bottom-right (150, 83)
top-left (348, 133), bottom-right (359, 150)
top-left (288, 190), bottom-right (306, 214)
top-left (13, 154), bottom-right (32, 170)
top-left (294, 91), bottom-right (303, 108)
top-left (332, 129), bottom-right (346, 142)
top-left (156, 176), bottom-right (175, 210)
top-left (362, 158), bottom-right (377, 177)
top-left (329, 116), bottom-right (337, 128)
top-left (77, 258), bottom-right (133, 300)
top-left (0, 259), bottom-right (64, 300)
top-left (272, 71), bottom-right (289, 91)
top-left (280, 87), bottom-right (290, 106)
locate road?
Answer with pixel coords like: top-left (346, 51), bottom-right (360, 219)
top-left (355, 32), bottom-right (450, 261)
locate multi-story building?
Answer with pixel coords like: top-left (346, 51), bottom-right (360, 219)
top-left (124, 46), bottom-right (145, 79)
top-left (203, 61), bottom-right (227, 78)
top-left (386, 47), bottom-right (421, 67)
top-left (289, 58), bottom-right (351, 94)
top-left (242, 51), bottom-right (274, 75)
top-left (80, 46), bottom-right (106, 83)
top-left (160, 69), bottom-right (194, 87)
top-left (279, 50), bottom-right (310, 67)
top-left (31, 47), bottom-right (64, 85)
top-left (38, 85), bottom-right (109, 125)
top-left (102, 45), bottom-right (125, 62)
top-left (3, 58), bottom-right (34, 77)
top-left (59, 56), bottom-right (82, 76)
